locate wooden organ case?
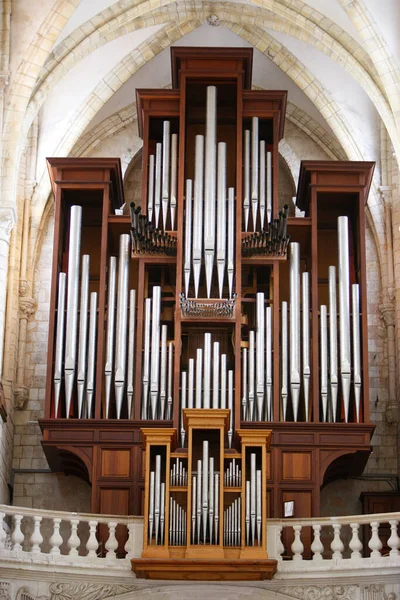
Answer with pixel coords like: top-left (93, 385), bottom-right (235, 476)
top-left (40, 48), bottom-right (375, 567)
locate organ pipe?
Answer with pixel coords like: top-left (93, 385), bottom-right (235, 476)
top-left (244, 130), bottom-right (250, 232)
top-left (162, 121), bottom-right (170, 231)
top-left (256, 292), bottom-right (265, 421)
top-left (192, 135), bottom-right (204, 298)
top-left (204, 86), bottom-right (217, 299)
top-left (127, 289), bottom-right (136, 419)
top-left (338, 216), bottom-right (351, 422)
top-left (77, 255), bottom-right (89, 420)
top-left (251, 117), bottom-right (259, 231)
top-left (352, 284), bottom-right (362, 423)
top-left (114, 234), bottom-right (130, 419)
top-left (302, 272), bottom-right (310, 422)
top-left (290, 243), bottom-right (301, 422)
top-left (320, 304), bottom-right (328, 422)
top-left (53, 272), bottom-right (66, 418)
top-left (86, 292), bottom-right (97, 418)
top-left (104, 257), bottom-right (116, 419)
top-left (170, 133), bottom-right (178, 229)
top-left (184, 179), bottom-right (193, 297)
top-left (64, 205), bottom-right (82, 418)
top-left (328, 266), bottom-right (338, 422)
top-left (217, 142), bottom-right (227, 298)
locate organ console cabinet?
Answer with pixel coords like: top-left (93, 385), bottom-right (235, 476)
top-left (40, 47), bottom-right (375, 539)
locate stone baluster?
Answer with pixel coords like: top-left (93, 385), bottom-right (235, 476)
top-left (291, 524), bottom-right (304, 561)
top-left (0, 512), bottom-right (7, 549)
top-left (125, 519), bottom-right (143, 558)
top-left (12, 514), bottom-right (24, 552)
top-left (331, 522), bottom-right (344, 559)
top-left (86, 520), bottom-right (99, 558)
top-left (387, 519), bottom-right (400, 556)
top-left (105, 521), bottom-right (118, 561)
top-left (30, 516), bottom-right (43, 554)
top-left (349, 522), bottom-right (363, 559)
top-left (311, 523), bottom-right (324, 561)
top-left (267, 524), bottom-right (284, 560)
top-left (67, 518), bottom-right (80, 557)
top-left (50, 518), bottom-right (63, 556)
top-left (368, 521), bottom-right (383, 559)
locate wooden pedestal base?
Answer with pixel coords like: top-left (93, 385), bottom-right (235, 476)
top-left (131, 557), bottom-right (278, 580)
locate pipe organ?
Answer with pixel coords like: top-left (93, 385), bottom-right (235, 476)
top-left (41, 47), bottom-right (375, 575)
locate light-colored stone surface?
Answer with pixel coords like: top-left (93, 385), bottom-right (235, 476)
top-left (0, 0), bottom-right (398, 527)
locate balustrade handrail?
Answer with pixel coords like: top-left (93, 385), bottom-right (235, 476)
top-left (267, 512), bottom-right (400, 527)
top-left (0, 503), bottom-right (399, 527)
top-left (0, 503), bottom-right (142, 525)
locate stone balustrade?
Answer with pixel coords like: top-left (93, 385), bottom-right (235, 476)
top-left (0, 504), bottom-right (143, 568)
top-left (0, 504), bottom-right (399, 575)
top-left (267, 512), bottom-right (400, 573)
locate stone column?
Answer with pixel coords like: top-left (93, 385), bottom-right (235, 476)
top-left (379, 186), bottom-right (399, 425)
top-left (0, 208), bottom-right (15, 378)
top-left (14, 297), bottom-right (36, 410)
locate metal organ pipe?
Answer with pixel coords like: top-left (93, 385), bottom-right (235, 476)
top-left (114, 234), bottom-right (130, 419)
top-left (127, 289), bottom-right (136, 419)
top-left (184, 179), bottom-right (193, 297)
top-left (352, 284), bottom-right (362, 422)
top-left (54, 272), bottom-right (66, 418)
top-left (266, 151), bottom-right (272, 225)
top-left (217, 142), bottom-right (227, 298)
top-left (281, 301), bottom-right (288, 421)
top-left (64, 205), bottom-right (82, 418)
top-left (338, 216), bottom-right (351, 422)
top-left (77, 255), bottom-right (90, 419)
top-left (320, 304), bottom-right (328, 422)
top-left (328, 266), bottom-right (338, 422)
top-left (244, 130), bottom-right (250, 232)
top-left (248, 330), bottom-right (255, 421)
top-left (256, 292), bottom-right (265, 421)
top-left (203, 333), bottom-right (212, 409)
top-left (147, 154), bottom-right (155, 224)
top-left (227, 187), bottom-right (235, 299)
top-left (150, 286), bottom-right (161, 420)
top-left (302, 272), bottom-right (310, 422)
top-left (212, 342), bottom-right (220, 409)
top-left (104, 257), bottom-right (116, 419)
top-left (289, 243), bottom-right (301, 422)
top-left (259, 140), bottom-right (266, 230)
top-left (162, 121), bottom-right (170, 231)
top-left (154, 142), bottom-right (162, 229)
top-left (265, 306), bottom-right (273, 421)
top-left (86, 292), bottom-right (97, 418)
top-left (170, 133), bottom-right (178, 229)
top-left (160, 325), bottom-right (168, 420)
top-left (242, 347), bottom-right (248, 421)
top-left (181, 371), bottom-right (186, 447)
top-left (204, 86), bottom-right (217, 299)
top-left (167, 342), bottom-right (173, 420)
top-left (192, 135), bottom-right (204, 298)
top-left (251, 117), bottom-right (259, 231)
top-left (142, 298), bottom-right (151, 419)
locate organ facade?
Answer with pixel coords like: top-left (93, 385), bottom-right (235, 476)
top-left (40, 47), bottom-right (375, 564)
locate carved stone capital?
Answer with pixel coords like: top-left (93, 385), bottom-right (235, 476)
top-left (14, 386), bottom-right (28, 410)
top-left (0, 71), bottom-right (10, 91)
top-left (0, 208), bottom-right (15, 244)
top-left (385, 403), bottom-right (400, 424)
top-left (19, 296), bottom-right (36, 318)
top-left (19, 279), bottom-right (27, 297)
top-left (379, 185), bottom-right (393, 205)
top-left (207, 14), bottom-right (221, 26)
top-left (379, 302), bottom-right (395, 328)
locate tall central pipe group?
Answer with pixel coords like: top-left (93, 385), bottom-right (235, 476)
top-left (184, 87), bottom-right (235, 299)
